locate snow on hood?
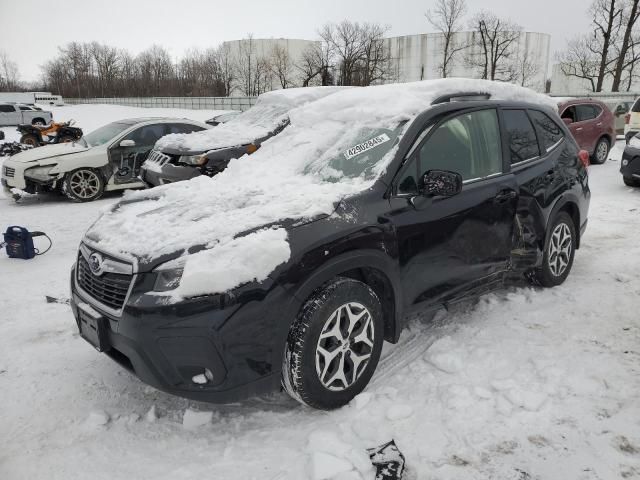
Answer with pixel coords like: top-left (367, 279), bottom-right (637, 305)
top-left (7, 142), bottom-right (88, 163)
top-left (154, 86), bottom-right (348, 153)
top-left (87, 79), bottom-right (554, 299)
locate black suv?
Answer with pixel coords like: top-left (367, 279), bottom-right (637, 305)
top-left (70, 83), bottom-right (590, 410)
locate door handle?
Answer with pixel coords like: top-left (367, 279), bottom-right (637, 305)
top-left (494, 189), bottom-right (517, 203)
top-left (596, 122), bottom-right (603, 126)
top-left (576, 127), bottom-right (583, 131)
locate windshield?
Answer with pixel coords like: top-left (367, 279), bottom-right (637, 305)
top-left (303, 122), bottom-right (405, 181)
top-left (83, 122), bottom-right (131, 147)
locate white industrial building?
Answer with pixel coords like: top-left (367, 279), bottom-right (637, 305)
top-left (384, 31), bottom-right (551, 92)
top-left (221, 32), bottom-right (551, 94)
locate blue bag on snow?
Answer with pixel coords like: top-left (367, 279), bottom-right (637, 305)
top-left (2, 226), bottom-right (51, 259)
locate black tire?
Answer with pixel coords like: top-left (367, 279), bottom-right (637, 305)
top-left (32, 118), bottom-right (46, 126)
top-left (591, 137), bottom-right (609, 165)
top-left (20, 134), bottom-right (40, 147)
top-left (529, 212), bottom-right (576, 287)
top-left (62, 168), bottom-right (105, 202)
top-left (282, 277), bottom-right (384, 410)
top-left (623, 176), bottom-right (639, 187)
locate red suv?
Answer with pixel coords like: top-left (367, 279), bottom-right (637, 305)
top-left (558, 98), bottom-right (615, 164)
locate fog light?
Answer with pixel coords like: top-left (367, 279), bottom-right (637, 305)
top-left (622, 159), bottom-right (629, 166)
top-left (191, 368), bottom-right (214, 385)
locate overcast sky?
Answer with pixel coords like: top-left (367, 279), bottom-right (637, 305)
top-left (1, 0), bottom-right (592, 82)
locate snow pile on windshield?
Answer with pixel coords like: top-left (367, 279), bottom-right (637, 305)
top-left (87, 79), bottom-right (554, 299)
top-left (154, 86), bottom-right (347, 153)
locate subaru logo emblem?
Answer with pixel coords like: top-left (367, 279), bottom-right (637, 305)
top-left (88, 252), bottom-right (104, 276)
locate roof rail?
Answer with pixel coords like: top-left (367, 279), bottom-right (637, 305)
top-left (431, 92), bottom-right (491, 105)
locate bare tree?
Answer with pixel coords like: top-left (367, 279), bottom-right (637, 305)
top-left (516, 48), bottom-right (540, 88)
top-left (358, 23), bottom-right (393, 85)
top-left (426, 0), bottom-right (467, 78)
top-left (556, 37), bottom-right (600, 92)
top-left (91, 42), bottom-right (120, 97)
top-left (270, 44), bottom-right (295, 89)
top-left (0, 50), bottom-right (20, 91)
top-left (234, 34), bottom-right (273, 96)
top-left (467, 11), bottom-right (522, 81)
top-left (611, 0), bottom-right (640, 90)
top-left (296, 42), bottom-right (332, 87)
top-left (319, 21), bottom-right (392, 86)
top-left (217, 44), bottom-right (236, 96)
top-left (590, 0), bottom-right (624, 91)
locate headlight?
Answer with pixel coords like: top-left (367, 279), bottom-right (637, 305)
top-left (153, 258), bottom-right (185, 292)
top-left (179, 154), bottom-right (207, 166)
top-left (25, 165), bottom-right (56, 182)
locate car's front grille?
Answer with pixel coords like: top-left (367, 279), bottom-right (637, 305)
top-left (77, 254), bottom-right (133, 311)
top-left (3, 166), bottom-right (15, 177)
top-left (145, 150), bottom-right (171, 167)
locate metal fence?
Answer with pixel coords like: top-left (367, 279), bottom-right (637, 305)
top-left (64, 96), bottom-right (257, 111)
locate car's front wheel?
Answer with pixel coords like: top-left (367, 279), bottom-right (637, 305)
top-left (623, 176), bottom-right (639, 187)
top-left (62, 168), bottom-right (105, 202)
top-left (529, 212), bottom-right (576, 287)
top-left (282, 277), bottom-right (384, 410)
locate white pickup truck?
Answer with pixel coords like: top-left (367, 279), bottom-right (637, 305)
top-left (0, 103), bottom-right (53, 126)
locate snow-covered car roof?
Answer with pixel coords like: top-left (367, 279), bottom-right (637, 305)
top-left (87, 79), bottom-right (555, 300)
top-left (154, 86), bottom-right (348, 153)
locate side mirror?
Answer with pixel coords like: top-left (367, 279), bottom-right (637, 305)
top-left (421, 169), bottom-right (463, 197)
top-left (119, 139), bottom-right (136, 148)
top-left (562, 117), bottom-right (574, 125)
top-left (615, 105), bottom-right (627, 115)
top-left (0, 131), bottom-right (4, 140)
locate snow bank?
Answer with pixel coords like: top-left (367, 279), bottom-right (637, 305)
top-left (87, 79), bottom-right (555, 297)
top-left (155, 86), bottom-right (347, 152)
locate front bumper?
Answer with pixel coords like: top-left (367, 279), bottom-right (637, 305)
top-left (70, 263), bottom-right (291, 403)
top-left (621, 149), bottom-right (640, 180)
top-left (140, 162), bottom-right (201, 187)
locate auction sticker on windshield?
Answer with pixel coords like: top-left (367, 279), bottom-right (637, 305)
top-left (343, 133), bottom-right (391, 160)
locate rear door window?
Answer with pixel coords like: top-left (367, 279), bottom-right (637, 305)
top-left (528, 110), bottom-right (564, 152)
top-left (575, 104), bottom-right (598, 122)
top-left (502, 109), bottom-right (540, 164)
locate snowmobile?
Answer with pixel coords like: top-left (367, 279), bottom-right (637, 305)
top-left (17, 120), bottom-right (83, 147)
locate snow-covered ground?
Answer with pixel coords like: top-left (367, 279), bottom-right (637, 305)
top-left (1, 109), bottom-right (639, 479)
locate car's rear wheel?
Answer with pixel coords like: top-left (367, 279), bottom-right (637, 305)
top-left (282, 277), bottom-right (384, 410)
top-left (62, 168), bottom-right (105, 202)
top-left (623, 176), bottom-right (639, 187)
top-left (32, 118), bottom-right (46, 127)
top-left (20, 134), bottom-right (40, 147)
top-left (591, 137), bottom-right (609, 164)
top-left (529, 212), bottom-right (576, 287)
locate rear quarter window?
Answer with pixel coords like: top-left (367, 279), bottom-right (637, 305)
top-left (502, 109), bottom-right (540, 164)
top-left (528, 110), bottom-right (564, 152)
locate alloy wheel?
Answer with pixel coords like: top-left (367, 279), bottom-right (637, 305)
top-left (69, 170), bottom-right (100, 199)
top-left (548, 223), bottom-right (572, 277)
top-left (315, 302), bottom-right (374, 391)
top-left (596, 141), bottom-right (608, 163)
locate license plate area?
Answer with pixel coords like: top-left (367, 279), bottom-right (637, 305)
top-left (78, 303), bottom-right (110, 352)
